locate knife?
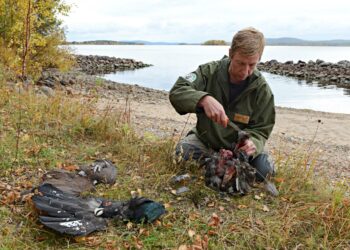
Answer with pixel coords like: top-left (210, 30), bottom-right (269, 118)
top-left (225, 117), bottom-right (242, 132)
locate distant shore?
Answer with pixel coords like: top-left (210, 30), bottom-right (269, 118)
top-left (65, 37), bottom-right (350, 46)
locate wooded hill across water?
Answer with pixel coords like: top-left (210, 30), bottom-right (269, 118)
top-left (66, 37), bottom-right (350, 46)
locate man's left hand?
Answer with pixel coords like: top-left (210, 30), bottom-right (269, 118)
top-left (238, 139), bottom-right (256, 156)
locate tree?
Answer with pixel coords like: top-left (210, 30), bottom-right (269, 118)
top-left (0, 0), bottom-right (73, 80)
top-left (202, 40), bottom-right (228, 46)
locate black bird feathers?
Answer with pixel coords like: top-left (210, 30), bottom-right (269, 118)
top-left (32, 183), bottom-right (165, 236)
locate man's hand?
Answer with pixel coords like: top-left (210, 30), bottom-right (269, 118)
top-left (237, 139), bottom-right (256, 156)
top-left (198, 96), bottom-right (228, 127)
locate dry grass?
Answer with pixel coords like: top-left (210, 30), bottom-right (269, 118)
top-left (0, 84), bottom-right (349, 249)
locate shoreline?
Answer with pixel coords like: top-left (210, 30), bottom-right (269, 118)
top-left (31, 68), bottom-right (350, 183)
top-left (93, 80), bottom-right (350, 182)
top-left (37, 65), bottom-right (350, 116)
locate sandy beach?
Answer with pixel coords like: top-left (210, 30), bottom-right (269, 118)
top-left (73, 81), bottom-right (350, 184)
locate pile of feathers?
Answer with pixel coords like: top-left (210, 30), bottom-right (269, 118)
top-left (203, 148), bottom-right (256, 195)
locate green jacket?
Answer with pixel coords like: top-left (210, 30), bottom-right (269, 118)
top-left (169, 56), bottom-right (275, 157)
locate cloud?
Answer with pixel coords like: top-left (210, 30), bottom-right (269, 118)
top-left (62, 0), bottom-right (350, 42)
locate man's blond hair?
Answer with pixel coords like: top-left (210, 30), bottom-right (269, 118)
top-left (230, 27), bottom-right (265, 58)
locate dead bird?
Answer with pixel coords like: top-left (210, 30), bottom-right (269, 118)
top-left (32, 183), bottom-right (166, 236)
top-left (203, 129), bottom-right (278, 196)
top-left (42, 169), bottom-right (95, 196)
top-left (204, 149), bottom-right (256, 195)
top-left (79, 159), bottom-right (117, 185)
top-left (41, 159), bottom-right (117, 196)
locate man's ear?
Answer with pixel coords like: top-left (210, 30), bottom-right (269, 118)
top-left (228, 48), bottom-right (233, 59)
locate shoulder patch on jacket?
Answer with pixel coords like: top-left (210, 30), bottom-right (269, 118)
top-left (184, 72), bottom-right (197, 82)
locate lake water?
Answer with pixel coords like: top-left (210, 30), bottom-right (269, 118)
top-left (70, 45), bottom-right (350, 114)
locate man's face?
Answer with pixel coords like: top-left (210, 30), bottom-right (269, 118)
top-left (228, 50), bottom-right (260, 83)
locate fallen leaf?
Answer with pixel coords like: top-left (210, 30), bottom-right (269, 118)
top-left (207, 202), bottom-right (215, 207)
top-left (342, 198), bottom-right (350, 207)
top-left (74, 236), bottom-right (86, 243)
top-left (3, 191), bottom-right (21, 204)
top-left (254, 195), bottom-right (261, 200)
top-left (163, 222), bottom-right (173, 228)
top-left (192, 235), bottom-right (209, 250)
top-left (35, 236), bottom-right (46, 242)
top-left (208, 230), bottom-right (217, 236)
top-left (208, 213), bottom-right (220, 227)
top-left (188, 229), bottom-right (196, 238)
top-left (218, 206), bottom-right (225, 211)
top-left (164, 203), bottom-right (171, 209)
top-left (178, 245), bottom-right (188, 250)
top-left (74, 236), bottom-right (101, 247)
top-left (153, 220), bottom-right (162, 226)
top-left (139, 228), bottom-right (149, 236)
top-left (126, 222), bottom-right (133, 230)
top-left (229, 224), bottom-right (238, 232)
top-left (0, 181), bottom-right (7, 190)
top-left (123, 242), bottom-right (131, 249)
top-left (237, 204), bottom-right (248, 209)
top-left (132, 236), bottom-right (143, 249)
top-left (104, 240), bottom-right (118, 250)
top-left (255, 219), bottom-right (264, 227)
top-left (21, 181), bottom-right (33, 189)
top-left (189, 212), bottom-right (200, 221)
top-left (262, 205), bottom-right (270, 212)
top-left (86, 237), bottom-right (102, 247)
top-left (22, 134), bottom-right (30, 142)
top-left (62, 164), bottom-right (79, 171)
top-left (281, 197), bottom-right (288, 202)
top-left (274, 177), bottom-right (285, 183)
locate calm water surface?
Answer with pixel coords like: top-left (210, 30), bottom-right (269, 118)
top-left (70, 45), bottom-right (350, 114)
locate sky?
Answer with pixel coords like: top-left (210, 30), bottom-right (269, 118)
top-left (61, 0), bottom-right (350, 43)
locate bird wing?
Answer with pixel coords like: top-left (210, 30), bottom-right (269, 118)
top-left (38, 215), bottom-right (107, 236)
top-left (32, 183), bottom-right (107, 236)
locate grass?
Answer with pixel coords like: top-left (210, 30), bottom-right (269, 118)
top-left (0, 83), bottom-right (349, 249)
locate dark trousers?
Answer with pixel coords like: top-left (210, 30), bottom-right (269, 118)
top-left (175, 133), bottom-right (275, 182)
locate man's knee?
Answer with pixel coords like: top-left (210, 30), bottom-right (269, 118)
top-left (174, 134), bottom-right (209, 162)
top-left (249, 153), bottom-right (275, 182)
top-left (175, 143), bottom-right (203, 161)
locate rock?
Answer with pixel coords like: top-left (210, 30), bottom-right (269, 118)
top-left (257, 58), bottom-right (350, 90)
top-left (74, 55), bottom-right (152, 75)
top-left (40, 85), bottom-right (54, 97)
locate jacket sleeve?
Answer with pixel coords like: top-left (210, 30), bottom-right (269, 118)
top-left (244, 85), bottom-right (276, 157)
top-left (169, 65), bottom-right (212, 115)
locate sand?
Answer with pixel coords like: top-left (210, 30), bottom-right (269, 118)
top-left (65, 79), bottom-right (350, 183)
top-left (78, 81), bottom-right (349, 184)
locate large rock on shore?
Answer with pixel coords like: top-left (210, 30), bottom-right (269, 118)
top-left (75, 55), bottom-right (152, 75)
top-left (257, 59), bottom-right (350, 89)
top-left (36, 54), bottom-right (152, 89)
